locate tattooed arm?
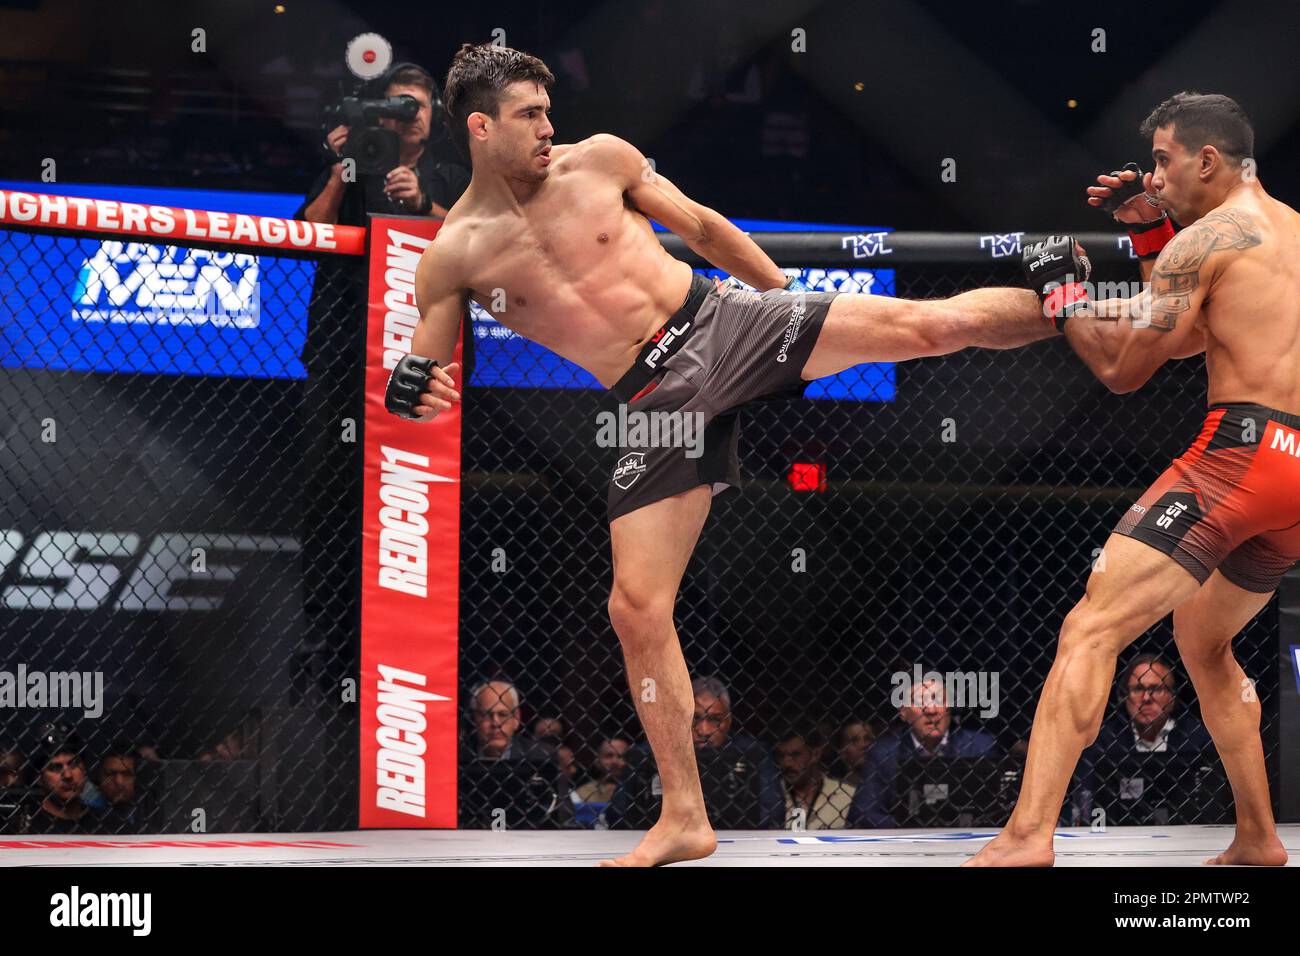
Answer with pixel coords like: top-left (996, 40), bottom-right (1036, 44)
top-left (1065, 209), bottom-right (1260, 393)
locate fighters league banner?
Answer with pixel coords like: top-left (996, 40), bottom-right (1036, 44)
top-left (1279, 566), bottom-right (1300, 821)
top-left (360, 215), bottom-right (461, 828)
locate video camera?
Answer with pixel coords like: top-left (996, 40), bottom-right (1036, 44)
top-left (322, 33), bottom-right (447, 177)
top-left (323, 92), bottom-right (419, 177)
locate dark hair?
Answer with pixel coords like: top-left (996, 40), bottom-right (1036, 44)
top-left (776, 729), bottom-right (826, 749)
top-left (385, 64), bottom-right (436, 99)
top-left (1139, 92), bottom-right (1254, 163)
top-left (443, 42), bottom-right (555, 148)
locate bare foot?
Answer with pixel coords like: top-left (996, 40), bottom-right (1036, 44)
top-left (600, 821), bottom-right (717, 867)
top-left (1204, 834), bottom-right (1288, 866)
top-left (963, 833), bottom-right (1055, 868)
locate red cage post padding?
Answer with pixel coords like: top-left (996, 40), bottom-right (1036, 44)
top-left (360, 215), bottom-right (461, 828)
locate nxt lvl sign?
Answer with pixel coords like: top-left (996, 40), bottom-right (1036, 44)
top-left (360, 216), bottom-right (460, 827)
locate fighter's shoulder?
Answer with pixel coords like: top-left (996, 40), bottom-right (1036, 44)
top-left (561, 134), bottom-right (644, 177)
top-left (416, 215), bottom-right (473, 289)
top-left (1153, 205), bottom-right (1262, 276)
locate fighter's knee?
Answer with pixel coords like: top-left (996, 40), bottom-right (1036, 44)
top-left (1057, 597), bottom-right (1126, 657)
top-left (1173, 616), bottom-right (1233, 668)
top-left (607, 580), bottom-right (674, 638)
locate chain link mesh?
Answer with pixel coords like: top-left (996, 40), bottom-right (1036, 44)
top-left (0, 226), bottom-right (1276, 835)
top-left (1, 228), bottom-right (360, 834)
top-left (458, 259), bottom-right (1275, 831)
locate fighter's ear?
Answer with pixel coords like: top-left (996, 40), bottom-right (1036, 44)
top-left (1199, 144), bottom-right (1221, 179)
top-left (466, 112), bottom-right (490, 142)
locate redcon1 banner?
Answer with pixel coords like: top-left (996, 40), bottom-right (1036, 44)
top-left (360, 215), bottom-right (461, 828)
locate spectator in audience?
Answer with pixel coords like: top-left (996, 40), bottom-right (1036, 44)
top-left (829, 719), bottom-right (877, 788)
top-left (533, 717), bottom-right (564, 745)
top-left (555, 744), bottom-right (578, 782)
top-left (97, 745), bottom-right (142, 832)
top-left (606, 676), bottom-right (783, 829)
top-left (198, 726), bottom-right (249, 762)
top-left (27, 725), bottom-right (102, 834)
top-left (1094, 655), bottom-right (1212, 753)
top-left (460, 680), bottom-right (573, 827)
top-left (848, 678), bottom-right (997, 828)
top-left (577, 737), bottom-right (631, 804)
top-left (572, 736), bottom-right (631, 828)
top-left (776, 730), bottom-right (854, 829)
top-left (472, 681), bottom-right (539, 760)
top-left (0, 743), bottom-right (26, 831)
top-left (0, 745), bottom-right (23, 789)
top-left (1071, 655), bottom-right (1216, 826)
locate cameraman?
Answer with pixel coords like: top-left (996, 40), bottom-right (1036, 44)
top-left (291, 63), bottom-right (467, 729)
top-left (297, 63), bottom-right (469, 224)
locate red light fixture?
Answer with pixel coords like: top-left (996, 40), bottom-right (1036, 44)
top-left (787, 461), bottom-right (826, 493)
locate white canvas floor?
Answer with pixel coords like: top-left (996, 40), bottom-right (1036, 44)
top-left (3, 825), bottom-right (1297, 866)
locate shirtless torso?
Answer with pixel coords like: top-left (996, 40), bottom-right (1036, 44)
top-left (1155, 188), bottom-right (1300, 413)
top-left (413, 134), bottom-right (729, 388)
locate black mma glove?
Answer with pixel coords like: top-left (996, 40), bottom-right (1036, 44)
top-left (384, 354), bottom-right (438, 420)
top-left (1022, 235), bottom-right (1091, 332)
top-left (1095, 162), bottom-right (1176, 260)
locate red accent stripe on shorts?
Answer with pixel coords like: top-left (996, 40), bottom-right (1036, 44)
top-left (1182, 408), bottom-right (1228, 468)
top-left (628, 379), bottom-right (660, 403)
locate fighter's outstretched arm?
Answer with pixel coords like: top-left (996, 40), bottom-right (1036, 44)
top-left (385, 236), bottom-right (464, 421)
top-left (588, 133), bottom-right (787, 291)
top-left (1068, 209), bottom-right (1259, 393)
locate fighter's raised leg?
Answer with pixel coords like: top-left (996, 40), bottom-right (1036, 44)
top-left (1172, 572), bottom-right (1288, 866)
top-left (965, 534), bottom-right (1202, 866)
top-left (600, 484), bottom-right (717, 867)
top-left (800, 286), bottom-right (1052, 380)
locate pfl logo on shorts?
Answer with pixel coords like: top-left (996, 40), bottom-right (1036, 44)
top-left (979, 232), bottom-right (1024, 259)
top-left (644, 322), bottom-right (690, 370)
top-left (613, 452), bottom-right (647, 490)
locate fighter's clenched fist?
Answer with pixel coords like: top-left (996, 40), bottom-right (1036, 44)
top-left (384, 356), bottom-right (461, 421)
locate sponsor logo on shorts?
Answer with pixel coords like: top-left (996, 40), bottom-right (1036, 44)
top-left (979, 232), bottom-right (1024, 258)
top-left (1155, 500), bottom-right (1188, 530)
top-left (1130, 503), bottom-right (1147, 515)
top-left (775, 300), bottom-right (807, 364)
top-left (613, 452), bottom-right (647, 490)
top-left (644, 321), bottom-right (691, 370)
top-left (1269, 425), bottom-right (1300, 458)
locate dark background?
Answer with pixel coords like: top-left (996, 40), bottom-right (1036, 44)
top-left (3, 0), bottom-right (1300, 230)
top-left (2, 0), bottom-right (1296, 831)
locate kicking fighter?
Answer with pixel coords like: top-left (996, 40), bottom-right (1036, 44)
top-left (971, 93), bottom-right (1294, 867)
top-left (386, 42), bottom-right (1054, 866)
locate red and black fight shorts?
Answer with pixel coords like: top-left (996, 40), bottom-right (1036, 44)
top-left (1114, 402), bottom-right (1300, 593)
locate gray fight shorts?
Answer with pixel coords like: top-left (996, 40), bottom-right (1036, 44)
top-left (605, 272), bottom-right (838, 522)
